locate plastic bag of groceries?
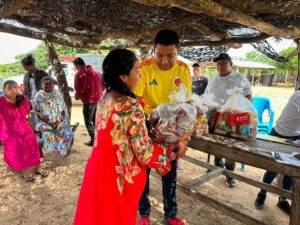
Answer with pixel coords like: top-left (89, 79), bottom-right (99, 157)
top-left (192, 94), bottom-right (220, 136)
top-left (191, 93), bottom-right (219, 135)
top-left (150, 84), bottom-right (197, 143)
top-left (214, 88), bottom-right (258, 141)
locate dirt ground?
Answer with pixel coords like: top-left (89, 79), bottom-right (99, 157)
top-left (0, 127), bottom-right (290, 225)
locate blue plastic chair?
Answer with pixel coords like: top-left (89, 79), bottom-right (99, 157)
top-left (252, 96), bottom-right (275, 134)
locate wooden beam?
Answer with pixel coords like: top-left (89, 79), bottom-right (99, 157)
top-left (0, 0), bottom-right (39, 19)
top-left (177, 183), bottom-right (267, 225)
top-left (223, 170), bottom-right (292, 200)
top-left (45, 40), bottom-right (72, 117)
top-left (296, 39), bottom-right (300, 91)
top-left (218, 0), bottom-right (300, 16)
top-left (132, 0), bottom-right (300, 38)
top-left (188, 137), bottom-right (300, 178)
top-left (0, 23), bottom-right (137, 50)
top-left (189, 21), bottom-right (228, 39)
top-left (180, 33), bottom-right (270, 46)
top-left (290, 177), bottom-right (300, 225)
top-left (185, 167), bottom-right (224, 188)
top-left (184, 154), bottom-right (292, 199)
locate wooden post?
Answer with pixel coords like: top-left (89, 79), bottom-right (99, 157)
top-left (289, 177), bottom-right (300, 225)
top-left (44, 40), bottom-right (72, 118)
top-left (296, 39), bottom-right (300, 90)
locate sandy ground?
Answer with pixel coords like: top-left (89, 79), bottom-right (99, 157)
top-left (0, 127), bottom-right (290, 225)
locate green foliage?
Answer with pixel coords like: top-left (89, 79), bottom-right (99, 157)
top-left (245, 47), bottom-right (298, 76)
top-left (0, 62), bottom-right (25, 78)
top-left (1, 42), bottom-right (109, 78)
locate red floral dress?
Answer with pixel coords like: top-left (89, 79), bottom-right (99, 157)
top-left (74, 96), bottom-right (171, 225)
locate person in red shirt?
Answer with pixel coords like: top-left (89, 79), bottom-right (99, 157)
top-left (73, 57), bottom-right (103, 146)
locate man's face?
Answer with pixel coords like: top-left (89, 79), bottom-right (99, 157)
top-left (216, 60), bottom-right (232, 77)
top-left (154, 44), bottom-right (178, 71)
top-left (193, 66), bottom-right (200, 78)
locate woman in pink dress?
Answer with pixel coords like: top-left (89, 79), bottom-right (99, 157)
top-left (74, 49), bottom-right (188, 225)
top-left (0, 80), bottom-right (46, 182)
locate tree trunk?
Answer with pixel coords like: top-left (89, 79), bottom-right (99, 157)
top-left (296, 39), bottom-right (300, 91)
top-left (44, 40), bottom-right (72, 119)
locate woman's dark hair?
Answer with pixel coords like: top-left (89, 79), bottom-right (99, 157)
top-left (3, 80), bottom-right (24, 107)
top-left (21, 54), bottom-right (35, 66)
top-left (73, 57), bottom-right (85, 67)
top-left (102, 49), bottom-right (137, 98)
top-left (154, 29), bottom-right (180, 48)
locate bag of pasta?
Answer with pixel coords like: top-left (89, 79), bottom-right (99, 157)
top-left (214, 88), bottom-right (257, 141)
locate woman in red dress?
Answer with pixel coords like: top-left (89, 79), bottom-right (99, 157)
top-left (74, 49), bottom-right (181, 225)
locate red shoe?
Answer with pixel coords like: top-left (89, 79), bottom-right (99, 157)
top-left (138, 217), bottom-right (151, 225)
top-left (163, 217), bottom-right (186, 225)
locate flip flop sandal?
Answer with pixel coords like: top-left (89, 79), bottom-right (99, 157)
top-left (23, 175), bottom-right (35, 182)
top-left (35, 169), bottom-right (49, 178)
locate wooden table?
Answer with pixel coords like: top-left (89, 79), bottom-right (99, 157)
top-left (188, 134), bottom-right (300, 225)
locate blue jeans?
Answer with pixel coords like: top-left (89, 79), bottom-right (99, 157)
top-left (214, 156), bottom-right (236, 172)
top-left (260, 127), bottom-right (297, 195)
top-left (138, 160), bottom-right (178, 219)
top-left (261, 171), bottom-right (292, 194)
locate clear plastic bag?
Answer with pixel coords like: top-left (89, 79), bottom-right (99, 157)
top-left (150, 84), bottom-right (197, 143)
top-left (214, 88), bottom-right (258, 141)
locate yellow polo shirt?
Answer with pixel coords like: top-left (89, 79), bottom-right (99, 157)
top-left (134, 58), bottom-right (192, 116)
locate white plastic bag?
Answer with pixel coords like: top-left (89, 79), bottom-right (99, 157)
top-left (214, 88), bottom-right (257, 141)
top-left (150, 84), bottom-right (197, 143)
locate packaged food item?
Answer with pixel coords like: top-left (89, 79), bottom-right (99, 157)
top-left (191, 93), bottom-right (219, 135)
top-left (214, 88), bottom-right (257, 141)
top-left (150, 84), bottom-right (197, 143)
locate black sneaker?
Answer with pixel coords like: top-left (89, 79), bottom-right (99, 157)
top-left (255, 192), bottom-right (266, 209)
top-left (72, 122), bottom-right (79, 132)
top-left (277, 199), bottom-right (291, 215)
top-left (225, 177), bottom-right (236, 188)
top-left (84, 140), bottom-right (94, 146)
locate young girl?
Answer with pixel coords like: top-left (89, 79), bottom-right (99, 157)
top-left (0, 80), bottom-right (46, 182)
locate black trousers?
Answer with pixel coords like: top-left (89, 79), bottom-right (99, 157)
top-left (138, 160), bottom-right (178, 219)
top-left (83, 103), bottom-right (97, 141)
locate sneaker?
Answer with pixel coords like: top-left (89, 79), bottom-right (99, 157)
top-left (277, 199), bottom-right (291, 215)
top-left (163, 217), bottom-right (186, 225)
top-left (84, 140), bottom-right (94, 146)
top-left (255, 192), bottom-right (266, 209)
top-left (138, 217), bottom-right (151, 225)
top-left (72, 122), bottom-right (79, 132)
top-left (225, 177), bottom-right (237, 188)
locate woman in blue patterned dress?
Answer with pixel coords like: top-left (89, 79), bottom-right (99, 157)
top-left (32, 77), bottom-right (74, 157)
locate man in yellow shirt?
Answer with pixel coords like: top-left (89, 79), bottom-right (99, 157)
top-left (134, 29), bottom-right (191, 225)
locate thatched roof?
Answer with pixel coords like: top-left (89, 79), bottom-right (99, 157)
top-left (1, 0), bottom-right (300, 51)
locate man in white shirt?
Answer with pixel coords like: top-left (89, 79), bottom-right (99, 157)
top-left (273, 90), bottom-right (300, 137)
top-left (204, 53), bottom-right (252, 187)
top-left (255, 90), bottom-right (300, 214)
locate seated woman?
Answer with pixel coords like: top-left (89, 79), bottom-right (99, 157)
top-left (32, 77), bottom-right (74, 157)
top-left (0, 80), bottom-right (46, 182)
top-left (255, 90), bottom-right (300, 214)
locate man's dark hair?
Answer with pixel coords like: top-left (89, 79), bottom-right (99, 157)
top-left (73, 57), bottom-right (85, 67)
top-left (154, 29), bottom-right (180, 48)
top-left (192, 63), bottom-right (200, 67)
top-left (21, 54), bottom-right (35, 66)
